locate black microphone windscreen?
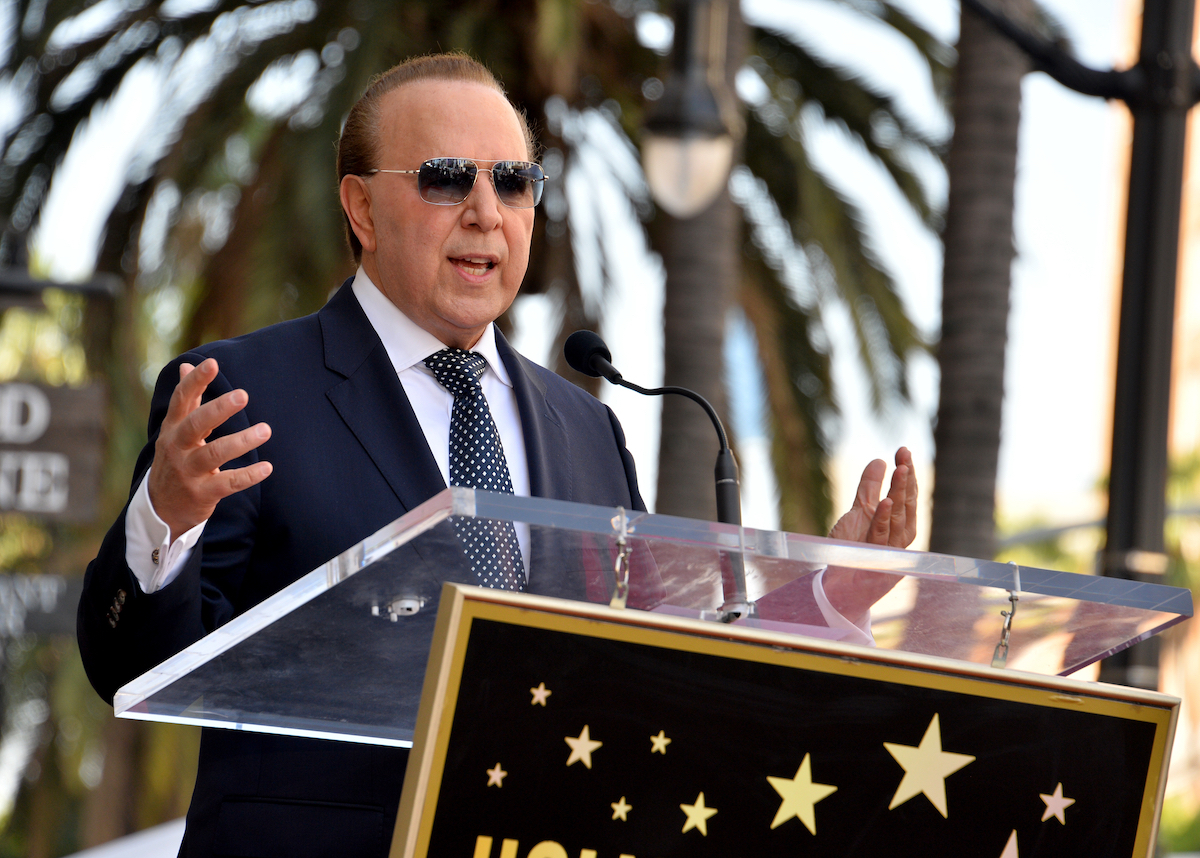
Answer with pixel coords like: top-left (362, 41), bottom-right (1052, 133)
top-left (564, 330), bottom-right (611, 378)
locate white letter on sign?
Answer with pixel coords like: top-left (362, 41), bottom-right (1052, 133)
top-left (0, 451), bottom-right (69, 512)
top-left (0, 384), bottom-right (51, 444)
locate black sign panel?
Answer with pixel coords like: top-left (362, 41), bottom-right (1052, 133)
top-left (396, 592), bottom-right (1174, 858)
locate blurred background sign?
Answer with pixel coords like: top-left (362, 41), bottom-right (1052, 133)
top-left (0, 266), bottom-right (115, 523)
top-left (0, 380), bottom-right (106, 522)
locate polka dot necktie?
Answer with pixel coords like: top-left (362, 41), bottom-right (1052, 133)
top-left (424, 348), bottom-right (526, 591)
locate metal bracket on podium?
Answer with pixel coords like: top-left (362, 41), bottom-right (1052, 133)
top-left (609, 507), bottom-right (630, 610)
top-left (991, 562), bottom-right (1021, 669)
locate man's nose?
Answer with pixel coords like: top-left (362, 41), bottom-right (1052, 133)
top-left (461, 170), bottom-right (504, 230)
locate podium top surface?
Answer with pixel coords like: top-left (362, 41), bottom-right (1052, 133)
top-left (114, 488), bottom-right (1192, 747)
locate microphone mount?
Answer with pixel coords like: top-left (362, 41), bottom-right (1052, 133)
top-left (564, 330), bottom-right (751, 620)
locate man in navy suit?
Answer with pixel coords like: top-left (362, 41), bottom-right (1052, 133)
top-left (79, 53), bottom-right (916, 857)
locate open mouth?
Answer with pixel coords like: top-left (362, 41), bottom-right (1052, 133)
top-left (452, 257), bottom-right (496, 276)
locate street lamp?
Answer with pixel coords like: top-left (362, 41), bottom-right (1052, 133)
top-left (642, 0), bottom-right (738, 219)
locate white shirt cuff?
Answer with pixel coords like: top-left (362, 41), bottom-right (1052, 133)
top-left (812, 568), bottom-right (876, 647)
top-left (124, 471), bottom-right (206, 593)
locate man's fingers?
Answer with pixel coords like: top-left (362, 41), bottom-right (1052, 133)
top-left (176, 357), bottom-right (217, 400)
top-left (887, 467), bottom-right (908, 546)
top-left (855, 458), bottom-right (887, 510)
top-left (832, 451), bottom-right (921, 546)
top-left (885, 464), bottom-right (907, 511)
top-left (174, 388), bottom-right (251, 448)
top-left (894, 447), bottom-right (918, 545)
top-left (163, 359), bottom-right (219, 427)
top-left (186, 422), bottom-right (271, 475)
top-left (147, 431), bottom-right (272, 537)
top-left (896, 448), bottom-right (917, 505)
top-left (219, 460), bottom-right (273, 495)
top-left (904, 470), bottom-right (918, 545)
top-left (868, 497), bottom-right (894, 545)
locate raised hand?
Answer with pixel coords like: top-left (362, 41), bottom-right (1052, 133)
top-left (147, 359), bottom-right (273, 540)
top-left (822, 447), bottom-right (917, 626)
top-left (828, 446), bottom-right (918, 548)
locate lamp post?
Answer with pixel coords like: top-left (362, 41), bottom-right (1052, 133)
top-left (642, 0), bottom-right (739, 219)
top-left (959, 0), bottom-right (1200, 690)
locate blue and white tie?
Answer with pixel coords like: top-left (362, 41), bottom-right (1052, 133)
top-left (424, 348), bottom-right (525, 591)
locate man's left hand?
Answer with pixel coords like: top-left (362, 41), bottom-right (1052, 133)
top-left (821, 447), bottom-right (917, 627)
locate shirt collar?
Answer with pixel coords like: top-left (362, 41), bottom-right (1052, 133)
top-left (351, 267), bottom-right (513, 387)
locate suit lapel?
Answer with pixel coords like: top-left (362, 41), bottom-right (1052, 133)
top-left (496, 333), bottom-right (590, 600)
top-left (319, 281), bottom-right (446, 513)
top-left (496, 331), bottom-right (572, 501)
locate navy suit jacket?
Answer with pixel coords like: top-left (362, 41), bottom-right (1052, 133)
top-left (78, 281), bottom-right (645, 857)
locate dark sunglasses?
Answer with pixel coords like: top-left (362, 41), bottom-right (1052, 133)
top-left (367, 157), bottom-right (546, 208)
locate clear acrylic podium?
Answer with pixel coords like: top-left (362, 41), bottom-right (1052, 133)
top-left (113, 487), bottom-right (1193, 749)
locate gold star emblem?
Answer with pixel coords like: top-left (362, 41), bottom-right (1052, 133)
top-left (611, 796), bottom-right (632, 821)
top-left (650, 730), bottom-right (672, 754)
top-left (486, 763), bottom-right (507, 787)
top-left (530, 682), bottom-right (551, 706)
top-left (680, 792), bottom-right (718, 835)
top-left (767, 754), bottom-right (837, 834)
top-left (1040, 782), bottom-right (1075, 824)
top-left (884, 713), bottom-right (975, 817)
top-left (564, 725), bottom-right (603, 768)
top-left (1000, 829), bottom-right (1019, 858)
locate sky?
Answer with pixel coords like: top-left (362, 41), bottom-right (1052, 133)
top-left (24, 0), bottom-right (1137, 544)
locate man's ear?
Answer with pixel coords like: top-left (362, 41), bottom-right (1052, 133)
top-left (339, 174), bottom-right (376, 254)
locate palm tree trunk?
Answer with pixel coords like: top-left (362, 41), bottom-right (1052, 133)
top-left (913, 1), bottom-right (1029, 661)
top-left (929, 0), bottom-right (1030, 561)
top-left (654, 189), bottom-right (739, 520)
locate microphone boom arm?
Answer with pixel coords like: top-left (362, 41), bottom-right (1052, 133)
top-left (608, 378), bottom-right (741, 529)
top-left (564, 329), bottom-right (751, 618)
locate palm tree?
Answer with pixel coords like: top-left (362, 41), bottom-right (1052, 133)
top-left (929, 0), bottom-right (1033, 564)
top-left (724, 4), bottom-right (950, 531)
top-left (2, 0), bottom-right (948, 531)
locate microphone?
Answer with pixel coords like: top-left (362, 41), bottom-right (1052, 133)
top-left (565, 330), bottom-right (751, 619)
top-left (563, 330), bottom-right (622, 384)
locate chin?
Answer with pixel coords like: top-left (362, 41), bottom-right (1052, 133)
top-left (451, 297), bottom-right (513, 326)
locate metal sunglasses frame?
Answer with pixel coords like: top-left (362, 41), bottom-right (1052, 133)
top-left (366, 157), bottom-right (547, 208)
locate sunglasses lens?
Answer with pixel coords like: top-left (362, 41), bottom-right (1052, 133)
top-left (414, 159), bottom-right (545, 207)
top-left (418, 159), bottom-right (477, 204)
top-left (492, 162), bottom-right (545, 208)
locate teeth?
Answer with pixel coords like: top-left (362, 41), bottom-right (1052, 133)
top-left (456, 257), bottom-right (494, 274)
